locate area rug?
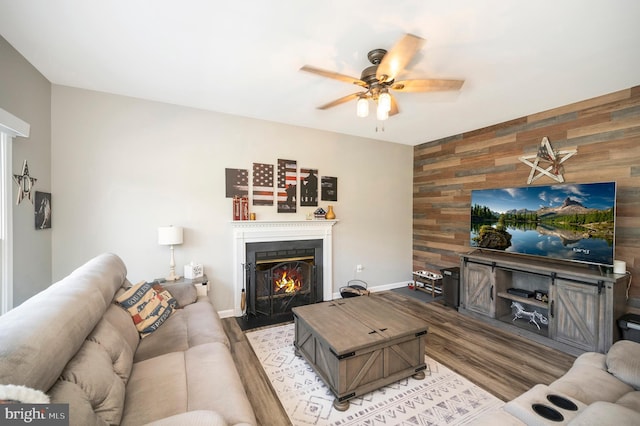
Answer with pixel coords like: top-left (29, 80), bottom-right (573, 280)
top-left (246, 323), bottom-right (504, 426)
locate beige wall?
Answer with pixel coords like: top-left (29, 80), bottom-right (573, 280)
top-left (0, 36), bottom-right (52, 306)
top-left (51, 86), bottom-right (413, 314)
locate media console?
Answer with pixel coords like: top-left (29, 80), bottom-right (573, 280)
top-left (459, 250), bottom-right (630, 354)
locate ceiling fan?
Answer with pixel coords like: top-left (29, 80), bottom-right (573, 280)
top-left (300, 33), bottom-right (464, 121)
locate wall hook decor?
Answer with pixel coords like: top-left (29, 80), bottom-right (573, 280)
top-left (519, 137), bottom-right (577, 184)
top-left (13, 160), bottom-right (37, 205)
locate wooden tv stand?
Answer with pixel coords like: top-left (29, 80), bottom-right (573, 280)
top-left (459, 250), bottom-right (630, 354)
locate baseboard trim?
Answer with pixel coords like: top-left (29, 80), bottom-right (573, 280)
top-left (331, 280), bottom-right (410, 300)
top-left (222, 281), bottom-right (412, 318)
top-left (218, 309), bottom-right (235, 319)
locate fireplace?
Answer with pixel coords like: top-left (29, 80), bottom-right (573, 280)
top-left (245, 239), bottom-right (322, 321)
top-left (231, 220), bottom-right (337, 318)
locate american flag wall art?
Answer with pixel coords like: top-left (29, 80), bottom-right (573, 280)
top-left (225, 168), bottom-right (248, 198)
top-left (252, 163), bottom-right (274, 206)
top-left (300, 168), bottom-right (318, 207)
top-left (277, 159), bottom-right (297, 213)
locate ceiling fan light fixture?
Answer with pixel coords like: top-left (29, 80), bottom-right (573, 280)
top-left (378, 90), bottom-right (391, 112)
top-left (376, 105), bottom-right (389, 121)
top-left (356, 96), bottom-right (369, 118)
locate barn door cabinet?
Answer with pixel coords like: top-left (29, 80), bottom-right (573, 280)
top-left (459, 250), bottom-right (629, 353)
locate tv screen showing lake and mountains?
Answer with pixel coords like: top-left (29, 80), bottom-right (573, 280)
top-left (470, 182), bottom-right (616, 266)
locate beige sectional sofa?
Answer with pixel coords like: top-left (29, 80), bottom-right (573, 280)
top-left (0, 253), bottom-right (256, 426)
top-left (474, 339), bottom-right (640, 425)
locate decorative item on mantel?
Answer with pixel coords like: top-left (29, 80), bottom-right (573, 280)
top-left (232, 195), bottom-right (249, 220)
top-left (313, 207), bottom-right (326, 219)
top-left (325, 205), bottom-right (336, 219)
top-left (519, 137), bottom-right (577, 184)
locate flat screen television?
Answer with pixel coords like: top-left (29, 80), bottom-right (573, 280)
top-left (470, 181), bottom-right (616, 267)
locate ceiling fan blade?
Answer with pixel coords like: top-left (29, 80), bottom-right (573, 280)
top-left (391, 79), bottom-right (464, 92)
top-left (300, 65), bottom-right (367, 87)
top-left (317, 92), bottom-right (363, 110)
top-left (376, 33), bottom-right (425, 83)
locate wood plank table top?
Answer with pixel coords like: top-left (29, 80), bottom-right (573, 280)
top-left (292, 295), bottom-right (428, 356)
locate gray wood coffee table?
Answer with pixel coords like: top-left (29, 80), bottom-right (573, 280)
top-left (292, 295), bottom-right (428, 411)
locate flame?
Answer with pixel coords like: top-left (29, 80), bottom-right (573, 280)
top-left (274, 271), bottom-right (301, 293)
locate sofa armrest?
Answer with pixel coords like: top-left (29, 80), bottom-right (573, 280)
top-left (162, 282), bottom-right (198, 307)
top-left (142, 410), bottom-right (227, 426)
top-left (568, 401), bottom-right (640, 425)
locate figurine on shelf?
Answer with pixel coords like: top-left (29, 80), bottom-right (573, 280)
top-left (511, 301), bottom-right (548, 330)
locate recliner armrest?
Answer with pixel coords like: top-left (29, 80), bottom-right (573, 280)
top-left (568, 401), bottom-right (640, 425)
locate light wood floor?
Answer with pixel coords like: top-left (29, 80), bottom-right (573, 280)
top-left (221, 291), bottom-right (577, 426)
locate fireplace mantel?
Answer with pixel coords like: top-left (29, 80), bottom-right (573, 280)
top-left (232, 220), bottom-right (337, 316)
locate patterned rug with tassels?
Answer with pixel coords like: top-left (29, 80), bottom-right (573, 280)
top-left (246, 323), bottom-right (504, 426)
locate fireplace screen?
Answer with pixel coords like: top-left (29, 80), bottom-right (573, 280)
top-left (245, 239), bottom-right (323, 320)
top-left (253, 258), bottom-right (314, 316)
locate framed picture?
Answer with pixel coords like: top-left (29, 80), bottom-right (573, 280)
top-left (225, 168), bottom-right (249, 198)
top-left (277, 159), bottom-right (297, 213)
top-left (34, 191), bottom-right (51, 230)
top-left (253, 162), bottom-right (274, 206)
top-left (300, 168), bottom-right (318, 207)
top-left (321, 176), bottom-right (338, 201)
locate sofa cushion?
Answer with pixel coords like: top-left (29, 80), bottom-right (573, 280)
top-left (184, 343), bottom-right (256, 426)
top-left (102, 303), bottom-right (140, 356)
top-left (549, 358), bottom-right (633, 404)
top-left (134, 298), bottom-right (229, 363)
top-left (142, 410), bottom-right (229, 426)
top-left (50, 340), bottom-right (126, 425)
top-left (116, 281), bottom-right (178, 338)
top-left (615, 391), bottom-right (640, 413)
top-left (121, 351), bottom-right (188, 426)
top-left (123, 342), bottom-right (256, 426)
top-left (88, 306), bottom-right (137, 385)
top-left (606, 339), bottom-right (640, 390)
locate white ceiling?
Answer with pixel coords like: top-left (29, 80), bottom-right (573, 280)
top-left (1, 1), bottom-right (639, 146)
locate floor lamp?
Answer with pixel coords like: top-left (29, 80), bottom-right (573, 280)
top-left (158, 226), bottom-right (183, 281)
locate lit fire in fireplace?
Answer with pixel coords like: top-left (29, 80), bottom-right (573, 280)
top-left (274, 271), bottom-right (302, 293)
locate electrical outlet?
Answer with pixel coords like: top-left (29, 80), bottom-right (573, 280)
top-left (356, 264), bottom-right (363, 272)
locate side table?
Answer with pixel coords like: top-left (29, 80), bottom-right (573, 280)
top-left (162, 274), bottom-right (208, 296)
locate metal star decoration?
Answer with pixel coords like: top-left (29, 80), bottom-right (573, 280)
top-left (13, 160), bottom-right (37, 204)
top-left (519, 137), bottom-right (577, 184)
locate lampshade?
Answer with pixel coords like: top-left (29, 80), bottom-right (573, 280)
top-left (356, 96), bottom-right (369, 118)
top-left (158, 226), bottom-right (183, 246)
top-left (378, 91), bottom-right (391, 113)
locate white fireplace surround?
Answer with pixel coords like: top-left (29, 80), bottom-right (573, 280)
top-left (232, 220), bottom-right (337, 317)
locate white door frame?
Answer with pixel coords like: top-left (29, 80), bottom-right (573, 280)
top-left (0, 108), bottom-right (30, 314)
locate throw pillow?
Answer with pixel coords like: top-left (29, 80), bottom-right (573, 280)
top-left (115, 281), bottom-right (178, 338)
top-left (606, 339), bottom-right (640, 390)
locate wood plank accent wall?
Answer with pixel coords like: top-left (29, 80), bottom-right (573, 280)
top-left (413, 86), bottom-right (640, 300)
